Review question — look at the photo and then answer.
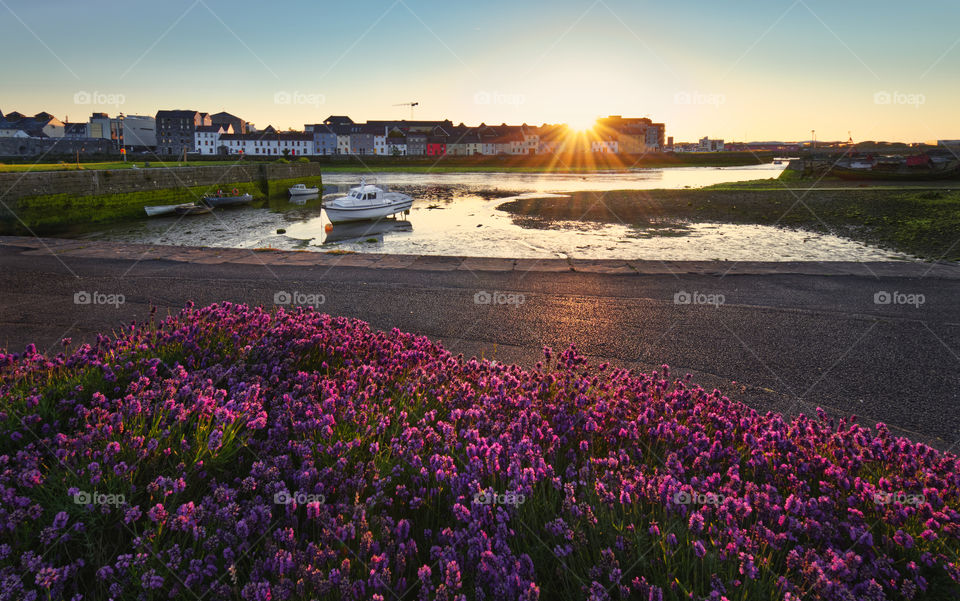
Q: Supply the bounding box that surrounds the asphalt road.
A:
[2,241,959,450]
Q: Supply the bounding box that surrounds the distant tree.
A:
[282,148,291,158]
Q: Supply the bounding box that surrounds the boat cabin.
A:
[347,185,382,201]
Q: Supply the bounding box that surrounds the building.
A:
[120,115,157,149]
[218,128,314,157]
[305,123,340,155]
[405,131,426,156]
[155,110,211,156]
[63,123,89,139]
[209,112,247,135]
[0,127,29,138]
[194,124,233,155]
[426,135,446,156]
[591,138,619,153]
[385,129,407,156]
[698,137,724,152]
[594,115,665,154]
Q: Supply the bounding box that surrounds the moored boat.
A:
[174,204,213,216]
[201,192,254,207]
[289,183,320,195]
[145,203,193,217]
[323,179,413,224]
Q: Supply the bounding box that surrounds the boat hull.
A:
[289,187,319,195]
[201,194,254,207]
[323,198,413,224]
[145,205,181,217]
[174,204,212,216]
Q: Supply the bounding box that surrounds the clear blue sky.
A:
[2,0,958,142]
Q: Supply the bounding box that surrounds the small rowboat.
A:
[174,204,213,216]
[201,192,254,207]
[145,203,193,217]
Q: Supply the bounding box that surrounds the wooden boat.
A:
[174,204,213,216]
[201,192,254,207]
[831,160,960,181]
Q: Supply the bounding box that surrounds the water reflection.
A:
[288,192,319,206]
[322,219,413,244]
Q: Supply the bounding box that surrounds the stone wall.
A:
[0,162,324,202]
[0,162,324,234]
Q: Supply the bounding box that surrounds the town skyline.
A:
[2,0,959,143]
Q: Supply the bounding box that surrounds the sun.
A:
[566,116,596,133]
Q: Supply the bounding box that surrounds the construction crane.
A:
[393,102,419,120]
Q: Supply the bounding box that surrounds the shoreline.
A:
[5,235,958,275]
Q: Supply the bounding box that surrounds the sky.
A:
[1,0,958,142]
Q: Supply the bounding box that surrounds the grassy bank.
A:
[498,186,960,261]
[704,168,960,191]
[0,174,323,234]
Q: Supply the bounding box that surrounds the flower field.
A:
[1,302,958,600]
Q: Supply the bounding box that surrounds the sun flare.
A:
[566,116,596,133]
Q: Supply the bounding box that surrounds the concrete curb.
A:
[2,235,959,278]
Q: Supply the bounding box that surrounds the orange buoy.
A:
[324,224,333,233]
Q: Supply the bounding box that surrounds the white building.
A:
[698,137,724,152]
[374,133,387,155]
[218,131,314,156]
[194,124,232,155]
[337,134,351,155]
[591,139,619,153]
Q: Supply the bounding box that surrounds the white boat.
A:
[289,183,320,195]
[323,180,413,224]
[145,203,194,217]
